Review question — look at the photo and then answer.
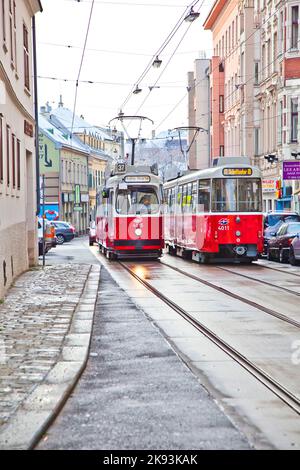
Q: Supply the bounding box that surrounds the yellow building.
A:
[39,112,90,234]
[51,104,113,221]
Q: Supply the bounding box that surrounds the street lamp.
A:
[264,154,278,164]
[291,152,300,159]
[184,7,200,22]
[152,56,162,68]
[133,85,142,95]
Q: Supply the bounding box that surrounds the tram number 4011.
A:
[218,225,230,230]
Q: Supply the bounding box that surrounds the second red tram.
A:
[96,163,164,259]
[164,158,263,263]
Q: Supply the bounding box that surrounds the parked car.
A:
[263,212,300,255]
[50,221,75,244]
[38,218,57,256]
[267,221,300,262]
[289,233,300,266]
[89,221,97,246]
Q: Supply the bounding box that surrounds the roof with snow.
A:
[51,107,113,141]
[39,114,89,154]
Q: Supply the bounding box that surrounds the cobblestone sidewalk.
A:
[0,263,99,448]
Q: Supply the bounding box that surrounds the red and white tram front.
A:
[164,159,263,263]
[96,164,164,259]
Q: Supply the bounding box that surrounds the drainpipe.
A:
[32,16,40,215]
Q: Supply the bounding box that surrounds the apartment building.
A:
[204,0,300,211]
[254,0,300,211]
[187,56,210,170]
[48,104,113,221]
[204,0,256,162]
[0,0,42,299]
[39,113,90,233]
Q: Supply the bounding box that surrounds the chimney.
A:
[46,101,52,113]
[58,95,64,108]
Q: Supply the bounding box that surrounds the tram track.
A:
[215,265,300,297]
[254,262,300,278]
[118,260,300,416]
[159,259,300,329]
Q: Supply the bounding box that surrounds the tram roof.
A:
[164,164,261,188]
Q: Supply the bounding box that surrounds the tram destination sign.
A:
[283,161,300,180]
[222,168,253,176]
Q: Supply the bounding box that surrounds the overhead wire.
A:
[132,0,205,118]
[119,0,201,112]
[155,4,282,131]
[70,0,95,137]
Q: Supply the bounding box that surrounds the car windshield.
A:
[116,186,159,215]
[211,178,262,212]
[287,223,300,235]
[266,214,300,226]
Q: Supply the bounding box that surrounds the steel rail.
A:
[119,261,300,416]
[215,266,300,297]
[159,260,300,329]
[254,263,300,278]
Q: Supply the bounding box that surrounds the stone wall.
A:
[0,223,29,300]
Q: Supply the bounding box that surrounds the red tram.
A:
[96,163,164,259]
[164,158,263,263]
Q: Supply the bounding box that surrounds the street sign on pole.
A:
[75,184,81,204]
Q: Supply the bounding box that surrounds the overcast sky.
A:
[36,0,213,137]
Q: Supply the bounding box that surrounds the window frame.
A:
[291,5,299,49]
[291,98,298,143]
[23,23,30,91]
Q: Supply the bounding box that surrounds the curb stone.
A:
[0,264,101,450]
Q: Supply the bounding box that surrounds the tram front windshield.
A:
[116,186,159,215]
[212,178,262,212]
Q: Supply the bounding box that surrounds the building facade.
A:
[39,113,90,233]
[204,0,300,212]
[188,56,211,170]
[254,0,300,212]
[204,0,256,162]
[0,0,42,299]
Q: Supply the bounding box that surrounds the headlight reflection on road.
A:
[132,265,149,280]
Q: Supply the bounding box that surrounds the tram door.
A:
[108,189,114,242]
[176,186,184,245]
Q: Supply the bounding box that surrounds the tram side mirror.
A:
[102,188,109,199]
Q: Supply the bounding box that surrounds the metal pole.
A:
[42,174,46,267]
[131,138,136,166]
[32,17,40,216]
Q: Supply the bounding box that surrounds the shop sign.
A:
[283,161,300,180]
[262,179,277,193]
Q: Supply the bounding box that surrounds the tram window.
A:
[182,184,189,213]
[192,182,198,214]
[238,179,262,212]
[212,178,262,212]
[170,188,176,213]
[116,186,159,215]
[177,186,183,211]
[198,179,211,212]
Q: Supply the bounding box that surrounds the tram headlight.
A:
[235,230,241,237]
[135,228,142,237]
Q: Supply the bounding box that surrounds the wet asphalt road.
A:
[36,240,250,450]
[40,236,98,266]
